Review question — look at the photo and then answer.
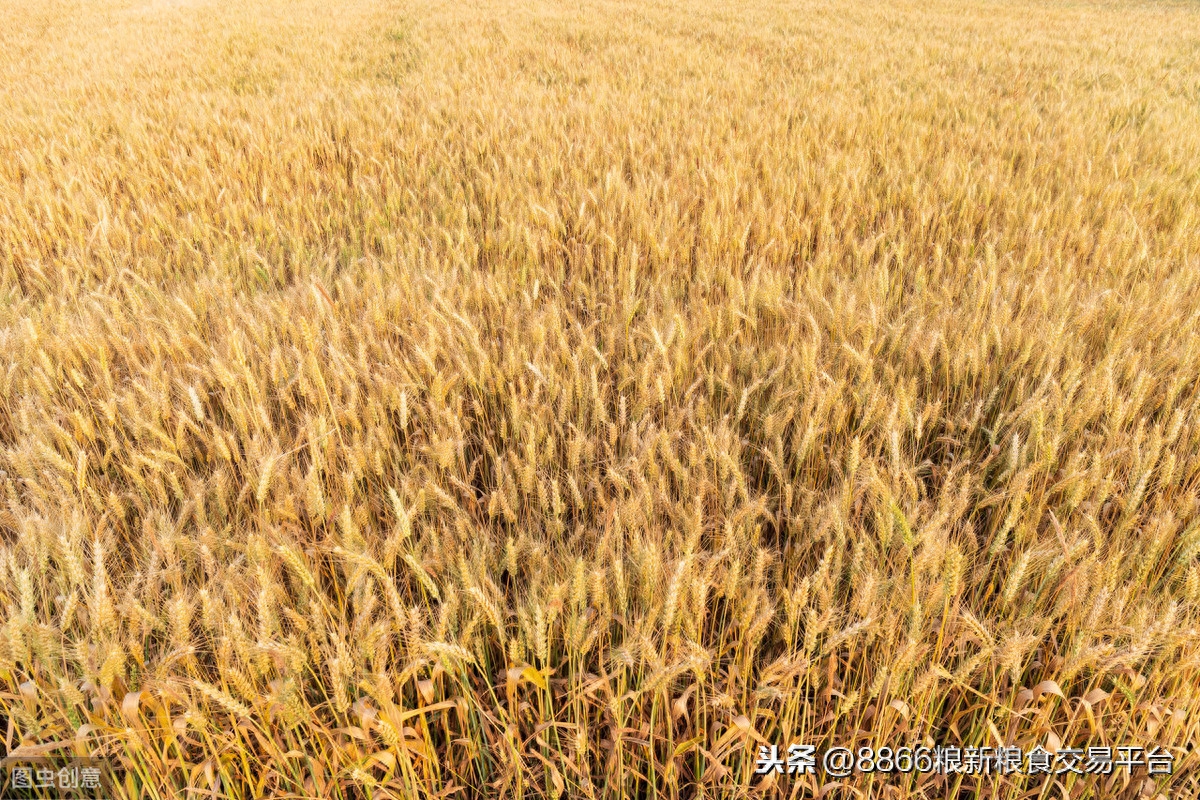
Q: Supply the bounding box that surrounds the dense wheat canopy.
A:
[2,0,1199,797]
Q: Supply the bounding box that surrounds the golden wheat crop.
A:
[2,0,1199,797]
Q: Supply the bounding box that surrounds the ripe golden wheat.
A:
[1,0,1199,797]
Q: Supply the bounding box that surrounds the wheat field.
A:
[1,0,1199,797]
